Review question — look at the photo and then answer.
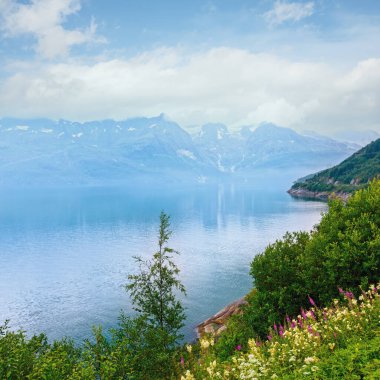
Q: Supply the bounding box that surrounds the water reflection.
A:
[0,183,326,342]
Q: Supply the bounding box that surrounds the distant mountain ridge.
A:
[193,122,357,172]
[288,138,380,200]
[0,115,360,186]
[334,130,380,147]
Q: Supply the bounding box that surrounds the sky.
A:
[0,0,379,135]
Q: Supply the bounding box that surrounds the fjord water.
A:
[0,182,326,342]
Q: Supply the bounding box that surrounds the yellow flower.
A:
[304,357,317,364]
[186,344,192,353]
[181,370,195,380]
[328,343,335,350]
[200,338,210,349]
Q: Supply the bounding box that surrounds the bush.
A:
[245,179,380,339]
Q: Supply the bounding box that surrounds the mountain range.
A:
[0,114,368,186]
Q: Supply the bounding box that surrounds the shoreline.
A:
[287,188,350,202]
[196,297,247,338]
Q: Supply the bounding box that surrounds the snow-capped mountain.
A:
[0,116,361,186]
[237,123,358,170]
[193,122,357,172]
[193,123,245,172]
[0,114,211,186]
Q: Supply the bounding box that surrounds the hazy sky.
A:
[0,0,379,134]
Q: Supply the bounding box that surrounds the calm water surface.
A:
[0,182,326,342]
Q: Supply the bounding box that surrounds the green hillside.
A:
[291,138,380,194]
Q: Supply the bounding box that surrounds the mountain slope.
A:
[237,123,357,170]
[288,138,380,199]
[193,123,245,172]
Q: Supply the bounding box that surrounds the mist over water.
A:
[0,181,326,342]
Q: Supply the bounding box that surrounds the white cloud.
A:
[0,0,103,59]
[265,1,314,26]
[0,47,379,134]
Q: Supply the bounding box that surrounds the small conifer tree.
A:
[126,211,186,353]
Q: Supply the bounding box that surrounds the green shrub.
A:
[246,180,380,339]
[0,321,48,379]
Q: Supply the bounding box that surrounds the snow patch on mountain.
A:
[177,149,196,160]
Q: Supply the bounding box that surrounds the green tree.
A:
[125,211,186,378]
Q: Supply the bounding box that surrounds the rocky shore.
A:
[287,188,350,202]
[196,297,247,338]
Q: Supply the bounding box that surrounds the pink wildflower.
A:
[308,296,316,307]
[345,291,354,299]
[236,345,242,351]
[180,357,184,367]
[267,335,272,341]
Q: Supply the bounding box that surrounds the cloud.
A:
[265,1,314,26]
[0,0,103,59]
[0,47,379,134]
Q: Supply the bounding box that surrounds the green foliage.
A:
[0,321,48,379]
[248,231,310,336]
[213,312,250,361]
[317,334,380,379]
[292,138,380,193]
[28,339,82,380]
[125,211,186,379]
[303,180,380,304]
[244,180,380,339]
[126,211,186,343]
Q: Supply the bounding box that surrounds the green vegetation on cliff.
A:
[290,138,380,194]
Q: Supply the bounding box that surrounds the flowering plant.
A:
[180,284,380,379]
